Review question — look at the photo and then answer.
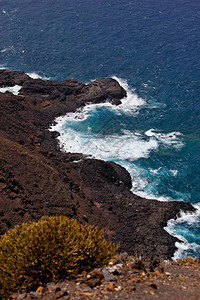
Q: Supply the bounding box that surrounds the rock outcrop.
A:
[0,69,195,259]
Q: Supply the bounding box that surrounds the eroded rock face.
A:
[81,78,127,105]
[0,70,195,259]
[0,69,30,87]
[0,69,126,105]
[78,159,132,190]
[19,78,85,101]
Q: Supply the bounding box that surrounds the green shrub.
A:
[0,215,118,298]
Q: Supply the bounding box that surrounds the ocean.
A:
[0,0,200,259]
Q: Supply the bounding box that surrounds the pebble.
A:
[90,269,103,279]
[36,287,44,294]
[107,264,123,274]
[149,282,157,289]
[85,278,101,288]
[102,269,116,282]
[115,285,122,291]
[29,291,41,298]
[158,265,164,273]
[106,282,115,291]
[9,258,200,299]
[53,290,68,299]
[141,271,146,277]
[131,277,142,283]
[114,252,129,263]
[17,293,27,300]
[46,282,58,293]
[79,292,94,297]
[153,270,162,277]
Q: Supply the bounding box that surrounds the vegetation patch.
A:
[174,257,198,265]
[0,215,117,299]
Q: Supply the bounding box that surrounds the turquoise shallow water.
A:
[1,0,200,258]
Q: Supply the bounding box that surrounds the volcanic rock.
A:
[0,69,196,259]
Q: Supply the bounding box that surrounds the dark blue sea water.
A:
[0,0,200,258]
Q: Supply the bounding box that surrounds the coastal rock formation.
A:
[0,69,195,259]
[0,69,126,107]
[0,69,30,86]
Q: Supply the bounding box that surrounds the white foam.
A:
[51,113,184,204]
[143,83,148,88]
[164,203,200,259]
[77,76,146,117]
[133,189,178,202]
[112,76,146,112]
[0,85,22,95]
[51,126,158,162]
[50,77,159,163]
[0,46,14,53]
[149,168,178,177]
[123,164,150,193]
[127,163,200,258]
[149,167,162,174]
[145,128,184,149]
[27,72,41,79]
[173,238,200,261]
[50,77,184,200]
[52,77,146,129]
[26,72,50,80]
[54,102,116,125]
[170,169,178,176]
[170,203,200,226]
[49,76,200,259]
[1,48,8,53]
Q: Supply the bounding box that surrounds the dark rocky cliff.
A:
[0,69,195,259]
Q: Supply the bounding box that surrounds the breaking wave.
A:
[50,76,197,259]
[165,203,200,259]
[0,85,21,95]
[26,72,51,80]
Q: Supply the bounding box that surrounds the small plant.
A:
[0,215,118,299]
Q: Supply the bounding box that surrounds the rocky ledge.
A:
[12,256,200,300]
[0,69,196,259]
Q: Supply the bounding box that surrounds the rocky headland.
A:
[0,69,196,259]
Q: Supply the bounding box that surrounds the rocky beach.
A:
[0,69,196,260]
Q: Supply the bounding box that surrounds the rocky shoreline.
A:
[0,69,196,259]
